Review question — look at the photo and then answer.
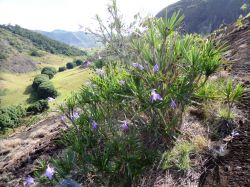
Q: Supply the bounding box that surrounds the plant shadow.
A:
[23,85,39,104]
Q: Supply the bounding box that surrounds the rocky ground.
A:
[0,114,67,186]
[200,15,250,187]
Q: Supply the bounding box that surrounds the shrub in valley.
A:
[58,66,66,72]
[0,105,26,132]
[26,100,49,114]
[41,67,57,79]
[66,62,76,69]
[37,81,58,99]
[32,74,50,90]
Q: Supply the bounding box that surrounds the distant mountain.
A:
[37,30,99,48]
[156,0,250,34]
[0,25,86,72]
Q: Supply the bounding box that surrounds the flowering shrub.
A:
[53,1,224,186]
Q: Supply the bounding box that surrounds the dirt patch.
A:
[0,114,67,186]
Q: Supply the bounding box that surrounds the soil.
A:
[199,16,250,186]
[0,114,67,186]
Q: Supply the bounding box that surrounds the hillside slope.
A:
[0,25,86,72]
[37,30,99,48]
[201,15,250,186]
[156,0,250,34]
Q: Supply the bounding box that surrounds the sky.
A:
[0,0,178,31]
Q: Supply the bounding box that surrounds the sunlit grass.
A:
[30,53,84,69]
[0,71,38,107]
[0,67,92,107]
[51,67,92,104]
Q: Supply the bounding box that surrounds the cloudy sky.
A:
[0,0,178,31]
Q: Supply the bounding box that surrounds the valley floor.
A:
[0,67,91,107]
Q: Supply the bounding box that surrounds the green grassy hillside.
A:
[156,0,250,34]
[0,25,86,56]
[0,25,92,107]
[0,68,91,107]
[0,25,87,73]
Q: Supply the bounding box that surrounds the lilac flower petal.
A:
[61,115,67,122]
[153,64,159,73]
[26,175,35,186]
[91,120,98,129]
[119,80,126,85]
[150,90,163,102]
[120,121,129,131]
[132,63,144,70]
[96,69,105,76]
[170,98,177,109]
[44,165,55,180]
[71,112,80,121]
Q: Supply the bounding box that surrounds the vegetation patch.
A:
[0,24,86,56]
[27,100,49,115]
[41,67,57,79]
[30,2,227,186]
[0,105,26,132]
[32,74,50,90]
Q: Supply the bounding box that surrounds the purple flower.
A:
[120,121,129,131]
[71,112,80,121]
[119,80,126,85]
[153,64,159,73]
[150,89,163,102]
[170,98,177,109]
[132,63,144,70]
[61,115,67,122]
[44,165,55,180]
[91,120,98,129]
[96,69,105,76]
[26,175,35,186]
[47,97,55,102]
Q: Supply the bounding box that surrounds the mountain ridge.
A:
[156,0,250,34]
[36,30,99,48]
[0,24,86,73]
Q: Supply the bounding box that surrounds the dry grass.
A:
[0,138,22,149]
[29,129,47,139]
[144,107,210,187]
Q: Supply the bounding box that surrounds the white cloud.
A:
[0,0,178,31]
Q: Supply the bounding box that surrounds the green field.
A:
[52,68,92,103]
[0,67,92,107]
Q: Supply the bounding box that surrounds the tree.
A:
[41,67,57,79]
[32,74,49,90]
[75,59,83,66]
[58,66,66,72]
[66,62,76,69]
[37,81,58,99]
